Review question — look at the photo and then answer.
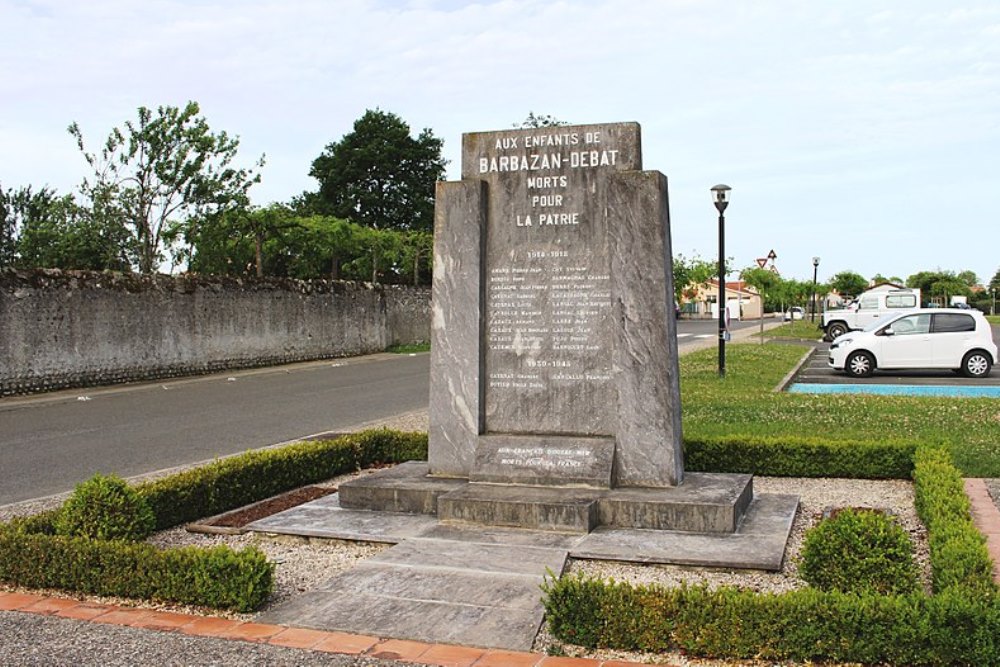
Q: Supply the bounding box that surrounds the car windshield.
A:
[862,313,899,332]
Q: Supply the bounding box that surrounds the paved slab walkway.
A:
[249,490,798,649]
[259,534,569,650]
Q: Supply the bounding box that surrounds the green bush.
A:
[913,447,997,596]
[542,575,1000,665]
[137,429,428,530]
[798,508,920,595]
[0,529,272,612]
[54,473,155,542]
[685,435,915,479]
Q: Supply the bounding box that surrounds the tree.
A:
[870,273,903,285]
[2,184,128,270]
[517,112,567,128]
[741,266,782,341]
[69,101,263,273]
[308,109,446,232]
[906,270,975,306]
[957,270,979,288]
[672,254,716,305]
[990,268,1000,293]
[0,183,17,268]
[829,271,868,299]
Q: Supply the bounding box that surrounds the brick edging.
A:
[0,591,677,667]
[964,478,1000,585]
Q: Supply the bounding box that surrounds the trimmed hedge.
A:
[685,435,916,479]
[0,429,427,612]
[0,530,272,612]
[137,428,428,530]
[543,578,1000,665]
[913,447,997,596]
[543,446,1000,665]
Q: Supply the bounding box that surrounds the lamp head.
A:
[711,184,731,213]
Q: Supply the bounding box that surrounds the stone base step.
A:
[438,483,600,533]
[338,461,464,514]
[599,472,753,533]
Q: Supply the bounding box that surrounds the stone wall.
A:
[0,269,430,396]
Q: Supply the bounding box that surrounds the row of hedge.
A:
[542,445,999,665]
[0,429,428,612]
[684,434,917,479]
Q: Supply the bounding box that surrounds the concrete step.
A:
[437,483,600,532]
[337,461,465,514]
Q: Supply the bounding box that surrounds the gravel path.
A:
[0,613,414,667]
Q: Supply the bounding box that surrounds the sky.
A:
[2,0,998,285]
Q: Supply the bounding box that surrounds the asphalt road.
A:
[0,319,761,507]
[0,354,430,506]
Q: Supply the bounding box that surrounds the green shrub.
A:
[137,428,428,530]
[543,574,1000,665]
[913,447,997,596]
[0,429,426,611]
[684,435,915,479]
[798,508,920,595]
[54,473,155,542]
[0,530,272,612]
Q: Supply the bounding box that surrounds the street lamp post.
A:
[711,184,731,378]
[811,256,820,323]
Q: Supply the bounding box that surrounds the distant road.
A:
[0,354,430,505]
[0,319,768,506]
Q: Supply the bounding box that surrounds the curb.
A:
[964,478,1000,585]
[0,591,679,667]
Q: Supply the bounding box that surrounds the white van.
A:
[821,287,921,340]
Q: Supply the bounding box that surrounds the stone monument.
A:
[336,121,792,538]
[429,122,683,489]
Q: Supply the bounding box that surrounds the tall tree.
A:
[829,271,868,299]
[308,109,446,232]
[69,101,263,273]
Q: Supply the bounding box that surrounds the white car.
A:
[828,308,998,378]
[783,306,804,321]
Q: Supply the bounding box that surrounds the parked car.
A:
[783,306,804,321]
[827,308,998,378]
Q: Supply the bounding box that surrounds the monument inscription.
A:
[463,124,641,436]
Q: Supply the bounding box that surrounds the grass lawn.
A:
[761,319,825,339]
[681,342,1000,477]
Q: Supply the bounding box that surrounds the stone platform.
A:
[339,461,757,535]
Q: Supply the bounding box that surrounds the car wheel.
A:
[846,351,875,378]
[827,322,848,339]
[961,351,993,378]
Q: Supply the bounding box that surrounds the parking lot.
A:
[787,322,1000,396]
